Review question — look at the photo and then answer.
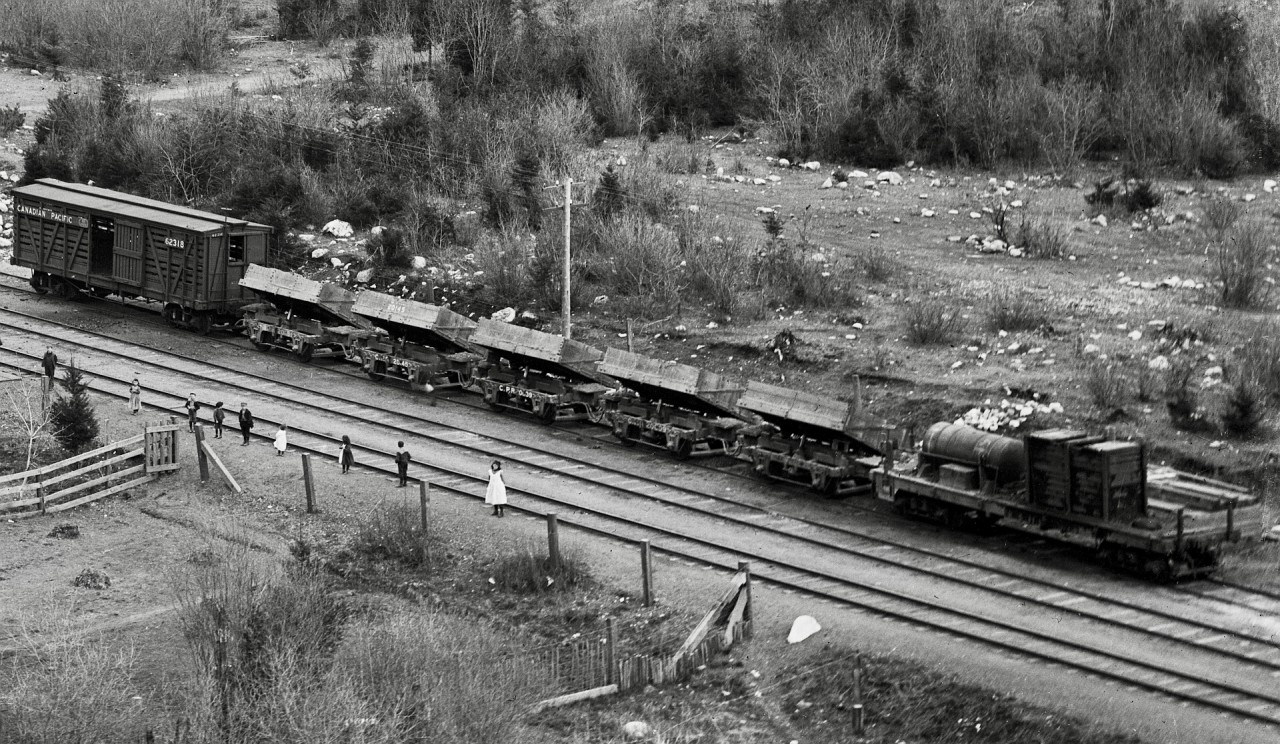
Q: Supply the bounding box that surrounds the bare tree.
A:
[4,379,57,476]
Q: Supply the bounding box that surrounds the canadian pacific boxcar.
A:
[9,179,271,332]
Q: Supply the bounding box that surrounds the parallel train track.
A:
[1,307,1278,728]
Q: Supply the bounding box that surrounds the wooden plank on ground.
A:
[529,684,619,714]
[669,570,747,670]
[202,441,243,493]
[721,585,750,647]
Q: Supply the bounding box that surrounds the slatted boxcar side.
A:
[10,179,270,332]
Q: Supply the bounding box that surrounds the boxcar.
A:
[9,179,271,333]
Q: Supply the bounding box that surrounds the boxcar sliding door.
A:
[113,220,144,285]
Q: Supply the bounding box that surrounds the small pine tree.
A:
[347,38,376,102]
[1220,376,1265,438]
[594,165,625,220]
[50,361,100,453]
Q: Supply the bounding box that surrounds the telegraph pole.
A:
[562,176,572,339]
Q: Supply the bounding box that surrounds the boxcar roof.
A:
[14,179,271,233]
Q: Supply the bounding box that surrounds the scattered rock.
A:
[850,170,869,179]
[1091,214,1108,227]
[777,158,790,168]
[754,206,776,214]
[947,235,963,243]
[1083,344,1101,355]
[1127,330,1142,341]
[491,307,517,322]
[802,161,821,171]
[622,721,653,741]
[876,171,904,185]
[921,208,936,218]
[1149,356,1170,370]
[310,247,330,259]
[355,268,373,283]
[48,523,80,539]
[1264,179,1277,193]
[73,569,111,590]
[820,178,833,189]
[752,177,767,186]
[329,257,344,268]
[836,181,848,189]
[1242,193,1257,202]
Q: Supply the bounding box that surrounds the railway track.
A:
[2,309,1279,728]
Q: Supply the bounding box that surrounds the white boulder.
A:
[820,178,833,189]
[622,721,652,741]
[850,170,869,179]
[877,171,904,185]
[1264,179,1277,193]
[787,615,821,644]
[322,219,354,238]
[491,307,517,323]
[355,268,373,283]
[1148,356,1170,371]
[802,161,821,171]
[777,158,790,168]
[1091,214,1108,227]
[310,247,330,259]
[411,256,427,270]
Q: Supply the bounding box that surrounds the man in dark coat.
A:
[238,402,255,445]
[395,441,411,487]
[41,347,57,380]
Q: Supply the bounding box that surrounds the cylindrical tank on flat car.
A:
[922,422,1025,485]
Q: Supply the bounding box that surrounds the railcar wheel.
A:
[190,314,212,336]
[54,279,80,300]
[672,438,693,460]
[539,403,558,424]
[296,344,314,363]
[30,273,49,294]
[251,337,271,351]
[586,405,607,425]
[484,390,502,411]
[163,304,183,327]
[616,427,636,446]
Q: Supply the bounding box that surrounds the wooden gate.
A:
[145,423,180,473]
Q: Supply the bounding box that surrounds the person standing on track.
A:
[184,393,200,433]
[274,425,288,456]
[238,402,254,445]
[339,435,355,474]
[41,347,58,381]
[212,402,225,439]
[128,378,142,415]
[395,441,411,487]
[486,460,507,517]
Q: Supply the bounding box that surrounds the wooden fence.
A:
[530,565,753,711]
[0,423,180,518]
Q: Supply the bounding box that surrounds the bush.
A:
[1015,215,1069,259]
[175,545,349,740]
[985,289,1048,333]
[1219,375,1265,438]
[904,299,965,345]
[49,361,98,453]
[1238,323,1280,398]
[857,244,896,282]
[353,497,430,567]
[0,104,25,136]
[489,539,588,594]
[1202,198,1243,241]
[1214,220,1275,309]
[1165,359,1204,430]
[1085,362,1126,411]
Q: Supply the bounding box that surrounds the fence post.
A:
[641,540,654,607]
[851,649,864,736]
[193,425,210,483]
[302,453,315,514]
[738,560,752,628]
[419,481,430,533]
[547,513,561,568]
[605,616,617,687]
[37,484,46,515]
